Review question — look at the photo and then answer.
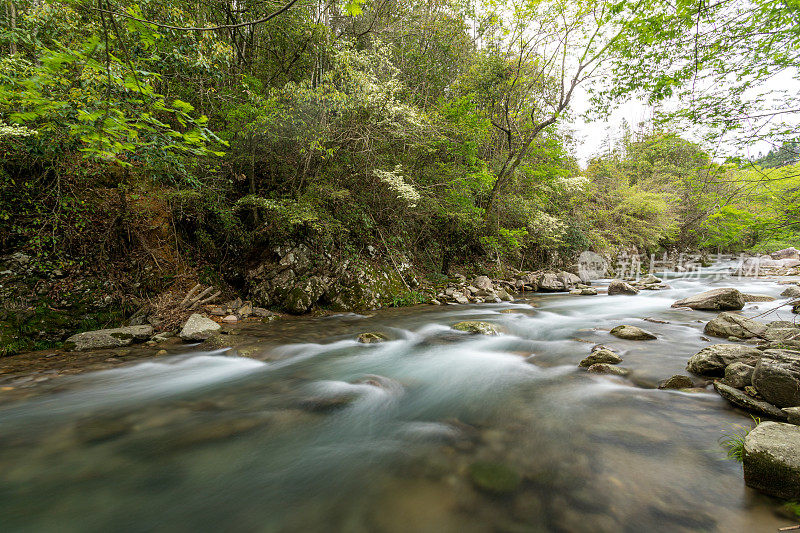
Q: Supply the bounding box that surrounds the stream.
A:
[1,264,798,532]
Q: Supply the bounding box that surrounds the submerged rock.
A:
[672,288,745,311]
[469,461,521,494]
[64,325,154,351]
[686,344,763,376]
[743,422,800,499]
[610,325,656,340]
[713,382,787,419]
[579,348,622,367]
[704,312,767,339]
[179,314,221,341]
[570,288,598,295]
[607,279,639,295]
[658,375,693,389]
[452,321,503,335]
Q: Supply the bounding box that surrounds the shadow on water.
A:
[0,265,797,532]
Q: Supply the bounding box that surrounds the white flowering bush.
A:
[373,165,420,207]
[0,121,38,139]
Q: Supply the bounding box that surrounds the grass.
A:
[719,415,761,462]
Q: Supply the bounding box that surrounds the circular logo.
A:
[578,251,607,281]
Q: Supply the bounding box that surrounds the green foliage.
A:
[388,291,429,307]
[719,416,760,463]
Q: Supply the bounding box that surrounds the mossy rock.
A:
[469,461,521,494]
[357,332,388,344]
[452,321,504,336]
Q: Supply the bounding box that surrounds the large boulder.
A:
[610,325,656,340]
[743,422,800,499]
[713,382,787,419]
[752,356,800,408]
[771,247,800,260]
[686,344,763,376]
[607,279,639,295]
[704,312,767,339]
[64,325,154,351]
[473,276,493,290]
[179,314,221,341]
[781,285,800,298]
[742,293,776,302]
[557,271,582,289]
[537,273,566,292]
[658,375,693,389]
[672,288,745,311]
[723,362,755,388]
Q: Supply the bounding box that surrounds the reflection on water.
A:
[1,266,797,532]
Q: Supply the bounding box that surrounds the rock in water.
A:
[451,321,503,335]
[704,312,767,339]
[713,382,787,420]
[672,287,745,310]
[64,325,154,351]
[742,293,777,302]
[743,422,800,499]
[686,344,763,376]
[357,332,388,344]
[607,279,639,295]
[469,461,520,494]
[579,348,622,367]
[570,288,598,295]
[781,285,800,298]
[537,273,566,292]
[771,247,800,260]
[658,375,693,389]
[610,325,656,340]
[752,357,800,408]
[586,363,630,376]
[723,362,755,388]
[180,314,221,341]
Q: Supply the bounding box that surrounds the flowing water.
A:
[1,265,799,532]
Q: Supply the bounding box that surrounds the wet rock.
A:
[579,348,622,367]
[742,293,777,302]
[658,375,693,389]
[452,321,503,335]
[672,287,745,310]
[607,279,639,295]
[743,421,800,499]
[209,307,227,316]
[237,302,253,317]
[300,394,358,412]
[557,271,582,289]
[179,314,221,341]
[723,362,755,388]
[357,332,388,344]
[610,325,656,340]
[452,292,470,305]
[222,314,238,323]
[638,274,662,285]
[587,363,630,376]
[468,461,520,494]
[781,285,800,298]
[686,344,763,375]
[495,288,514,302]
[752,357,800,407]
[713,382,787,419]
[64,325,154,351]
[704,312,767,339]
[570,288,598,295]
[250,307,275,318]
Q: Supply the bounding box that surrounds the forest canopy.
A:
[0,0,798,275]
